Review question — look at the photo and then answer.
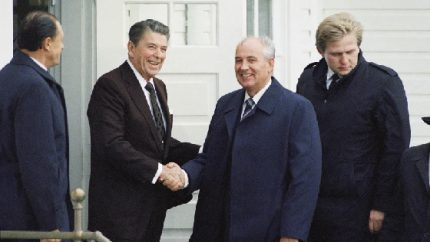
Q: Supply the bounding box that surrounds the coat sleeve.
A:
[181,99,223,193]
[372,75,411,212]
[166,137,200,166]
[281,98,322,240]
[14,82,68,231]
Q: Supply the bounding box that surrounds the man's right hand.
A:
[159,162,185,191]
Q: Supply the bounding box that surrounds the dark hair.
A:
[17,11,59,51]
[129,19,170,45]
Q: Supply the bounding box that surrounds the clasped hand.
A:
[159,162,185,191]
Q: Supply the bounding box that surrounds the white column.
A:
[0,0,13,68]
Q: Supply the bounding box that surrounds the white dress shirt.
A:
[127,59,166,184]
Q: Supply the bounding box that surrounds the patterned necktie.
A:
[145,82,165,140]
[242,97,255,120]
[328,74,340,90]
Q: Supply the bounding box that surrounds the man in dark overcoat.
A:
[0,11,72,242]
[400,117,430,241]
[181,36,322,242]
[296,12,411,241]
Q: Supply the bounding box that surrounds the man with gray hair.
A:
[87,19,199,242]
[297,12,410,241]
[178,36,322,242]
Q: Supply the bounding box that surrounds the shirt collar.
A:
[127,59,155,86]
[244,77,272,105]
[326,67,335,81]
[30,57,48,71]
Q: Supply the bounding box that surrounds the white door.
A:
[95,0,246,241]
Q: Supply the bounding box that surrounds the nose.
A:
[239,61,249,70]
[154,48,163,58]
[339,54,348,64]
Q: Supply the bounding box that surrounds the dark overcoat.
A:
[183,78,322,242]
[0,50,72,238]
[401,143,430,242]
[297,51,410,241]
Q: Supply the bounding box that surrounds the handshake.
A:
[158,162,187,191]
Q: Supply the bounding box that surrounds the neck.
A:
[21,49,49,69]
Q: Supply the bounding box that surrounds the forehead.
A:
[138,31,168,45]
[235,39,264,57]
[52,20,64,39]
[324,34,358,52]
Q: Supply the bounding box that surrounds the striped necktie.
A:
[145,82,165,140]
[242,97,255,120]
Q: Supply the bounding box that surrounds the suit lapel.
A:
[223,90,244,138]
[154,78,171,137]
[415,146,430,195]
[240,77,279,122]
[121,62,164,150]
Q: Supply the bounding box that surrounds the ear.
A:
[269,58,274,67]
[127,41,135,58]
[267,58,275,73]
[317,47,324,57]
[41,37,52,51]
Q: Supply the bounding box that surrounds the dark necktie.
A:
[328,74,340,90]
[241,97,255,120]
[145,82,165,140]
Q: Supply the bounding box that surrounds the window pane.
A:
[246,0,272,38]
[259,0,272,37]
[173,3,217,46]
[247,0,255,36]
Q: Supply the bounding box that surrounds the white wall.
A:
[0,0,13,69]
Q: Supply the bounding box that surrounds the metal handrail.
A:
[0,188,111,242]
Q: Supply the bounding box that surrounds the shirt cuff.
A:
[152,163,163,184]
[182,169,189,189]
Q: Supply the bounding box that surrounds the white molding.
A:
[0,0,13,69]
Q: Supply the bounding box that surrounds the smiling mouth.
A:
[240,73,253,78]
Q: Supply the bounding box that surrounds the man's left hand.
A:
[280,237,298,242]
[369,209,385,233]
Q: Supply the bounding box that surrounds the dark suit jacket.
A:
[401,143,430,242]
[183,77,322,242]
[87,61,199,241]
[0,50,72,236]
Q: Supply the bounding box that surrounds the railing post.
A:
[70,188,85,242]
[0,187,111,242]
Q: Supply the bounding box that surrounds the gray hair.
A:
[238,36,275,59]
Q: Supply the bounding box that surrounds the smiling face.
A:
[128,31,168,80]
[234,38,274,96]
[319,33,359,77]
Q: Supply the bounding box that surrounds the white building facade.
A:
[1,0,430,241]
